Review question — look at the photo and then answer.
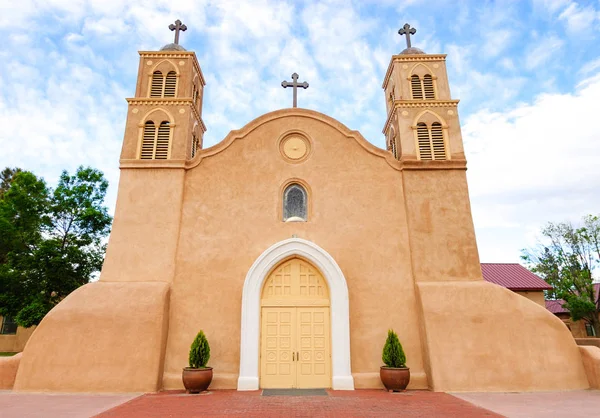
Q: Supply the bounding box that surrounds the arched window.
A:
[150,72,163,98]
[416,122,447,161]
[164,71,177,97]
[411,75,423,99]
[283,183,307,222]
[423,74,435,99]
[140,120,171,159]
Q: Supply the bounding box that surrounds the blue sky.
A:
[1,0,599,263]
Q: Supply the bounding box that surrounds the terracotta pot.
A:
[380,366,410,392]
[182,367,213,393]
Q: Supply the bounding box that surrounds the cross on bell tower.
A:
[398,23,416,49]
[169,19,187,45]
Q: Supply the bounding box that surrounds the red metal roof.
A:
[545,299,568,314]
[481,263,553,291]
[544,284,600,314]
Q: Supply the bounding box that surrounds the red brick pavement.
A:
[95,390,502,418]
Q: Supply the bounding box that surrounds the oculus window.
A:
[283,184,307,222]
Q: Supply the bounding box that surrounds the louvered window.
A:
[388,135,397,159]
[150,72,163,98]
[155,122,170,159]
[417,123,432,160]
[423,74,435,99]
[431,123,446,160]
[164,71,177,97]
[411,75,423,99]
[417,122,446,161]
[141,121,156,159]
[140,120,171,159]
[191,132,199,158]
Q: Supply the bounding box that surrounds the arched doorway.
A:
[260,257,331,388]
[237,237,353,391]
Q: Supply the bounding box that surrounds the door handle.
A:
[292,352,295,361]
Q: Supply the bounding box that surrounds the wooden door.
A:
[296,307,331,388]
[259,258,331,389]
[260,307,296,388]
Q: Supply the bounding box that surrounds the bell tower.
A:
[101,20,207,285]
[383,24,481,284]
[120,20,206,162]
[382,23,465,162]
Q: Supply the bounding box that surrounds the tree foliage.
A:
[189,330,211,368]
[522,214,600,335]
[0,167,22,198]
[382,329,406,368]
[0,166,111,328]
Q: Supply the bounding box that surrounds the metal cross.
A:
[169,19,187,45]
[281,73,309,108]
[398,23,416,49]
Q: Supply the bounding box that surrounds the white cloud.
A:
[525,34,564,70]
[558,2,599,34]
[579,57,600,75]
[464,71,600,261]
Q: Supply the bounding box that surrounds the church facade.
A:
[7,28,592,393]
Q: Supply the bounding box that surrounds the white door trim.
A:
[237,238,354,390]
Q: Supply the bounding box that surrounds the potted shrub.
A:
[380,329,410,392]
[182,330,213,393]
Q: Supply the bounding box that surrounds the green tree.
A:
[0,167,22,198]
[523,215,600,336]
[0,167,112,328]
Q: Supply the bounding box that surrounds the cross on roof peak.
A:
[281,73,309,108]
[169,19,187,45]
[398,23,417,49]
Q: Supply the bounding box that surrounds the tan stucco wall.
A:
[515,291,546,307]
[0,317,35,353]
[579,346,600,389]
[99,169,186,283]
[160,110,428,390]
[14,281,170,392]
[556,314,593,338]
[0,353,21,389]
[418,281,589,391]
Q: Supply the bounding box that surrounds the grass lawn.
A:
[0,352,17,357]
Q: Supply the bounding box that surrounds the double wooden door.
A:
[259,258,331,388]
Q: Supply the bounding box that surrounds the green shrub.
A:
[382,329,406,368]
[188,330,210,368]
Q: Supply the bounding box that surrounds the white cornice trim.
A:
[238,238,354,391]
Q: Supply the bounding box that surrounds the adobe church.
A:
[4,22,594,393]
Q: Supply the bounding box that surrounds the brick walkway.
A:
[96,390,501,418]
